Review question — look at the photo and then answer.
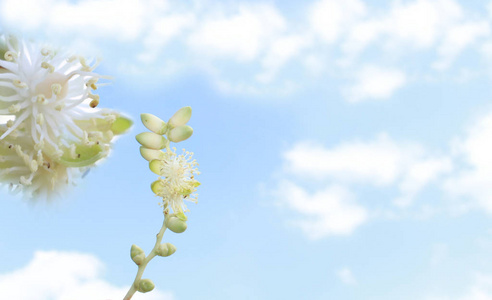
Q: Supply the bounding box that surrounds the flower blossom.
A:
[150,148,200,213]
[0,35,131,198]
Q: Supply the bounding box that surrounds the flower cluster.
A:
[0,35,131,198]
[136,107,200,213]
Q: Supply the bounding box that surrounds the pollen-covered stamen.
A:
[40,48,52,56]
[36,94,46,104]
[8,104,20,113]
[86,78,98,90]
[12,79,27,89]
[4,51,18,62]
[41,61,55,73]
[89,93,99,108]
[78,56,99,72]
[150,148,200,213]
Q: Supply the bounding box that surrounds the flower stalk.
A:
[123,210,169,300]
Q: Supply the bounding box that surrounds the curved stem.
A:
[123,212,168,300]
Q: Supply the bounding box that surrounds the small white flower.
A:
[0,35,131,198]
[150,147,200,213]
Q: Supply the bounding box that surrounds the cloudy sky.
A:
[1,0,492,299]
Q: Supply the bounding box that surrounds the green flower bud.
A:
[130,245,145,265]
[140,146,165,161]
[130,244,144,257]
[141,113,167,135]
[168,125,193,143]
[165,243,177,256]
[166,216,187,233]
[151,180,166,195]
[132,253,145,265]
[168,106,192,127]
[136,132,167,150]
[138,279,155,293]
[155,243,168,257]
[149,159,164,175]
[155,242,177,257]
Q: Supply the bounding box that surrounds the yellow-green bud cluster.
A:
[155,242,177,257]
[136,107,193,146]
[136,107,200,214]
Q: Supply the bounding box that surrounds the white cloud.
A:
[187,4,285,62]
[464,273,492,300]
[426,273,492,300]
[256,34,310,83]
[273,109,492,239]
[275,181,368,239]
[344,65,407,102]
[1,0,491,97]
[396,157,452,207]
[443,111,492,214]
[309,0,366,43]
[1,0,146,41]
[275,133,454,238]
[284,134,429,187]
[433,21,490,70]
[138,13,196,63]
[336,267,357,285]
[383,0,463,50]
[0,251,173,300]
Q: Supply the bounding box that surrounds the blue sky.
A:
[1,0,492,299]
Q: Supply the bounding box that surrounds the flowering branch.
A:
[124,107,200,299]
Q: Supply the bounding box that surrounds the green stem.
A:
[123,212,168,300]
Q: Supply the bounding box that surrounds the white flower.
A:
[150,148,200,213]
[0,35,131,198]
[0,35,111,154]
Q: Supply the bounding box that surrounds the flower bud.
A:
[168,125,193,143]
[165,243,177,256]
[155,243,168,257]
[140,146,165,161]
[155,242,177,257]
[130,245,145,265]
[132,253,145,265]
[141,113,167,135]
[136,132,167,150]
[168,106,192,127]
[138,279,155,293]
[151,180,166,195]
[166,216,187,233]
[149,159,164,175]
